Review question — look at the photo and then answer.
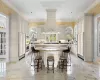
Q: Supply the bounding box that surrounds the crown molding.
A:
[1,0,28,21]
[85,0,100,13]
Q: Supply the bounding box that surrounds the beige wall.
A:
[29,22,75,28]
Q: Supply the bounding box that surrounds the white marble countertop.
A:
[30,43,69,48]
[35,47,67,51]
[34,43,69,45]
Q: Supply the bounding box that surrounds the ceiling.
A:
[2,0,95,22]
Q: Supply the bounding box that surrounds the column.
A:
[83,13,94,61]
[9,13,19,62]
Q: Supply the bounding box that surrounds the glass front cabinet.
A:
[0,32,6,56]
[0,14,9,62]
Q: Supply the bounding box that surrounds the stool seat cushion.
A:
[47,56,54,61]
[63,50,70,53]
[35,56,42,60]
[60,56,67,60]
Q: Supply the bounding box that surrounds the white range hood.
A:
[44,9,57,32]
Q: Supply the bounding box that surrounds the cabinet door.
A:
[78,33,83,56]
[18,32,26,57]
[97,19,100,56]
[0,32,6,57]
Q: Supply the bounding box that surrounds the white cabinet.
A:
[18,32,26,59]
[0,14,9,62]
[97,18,100,56]
[0,32,6,56]
[77,14,94,61]
[77,19,84,59]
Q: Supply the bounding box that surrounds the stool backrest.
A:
[67,46,71,52]
[31,47,36,52]
[31,47,40,57]
[31,47,34,51]
[63,46,71,57]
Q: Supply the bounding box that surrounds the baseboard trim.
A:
[19,54,25,61]
[77,54,84,61]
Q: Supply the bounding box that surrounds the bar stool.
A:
[65,47,71,66]
[31,47,39,65]
[34,56,43,72]
[31,47,43,72]
[47,56,54,73]
[62,46,71,66]
[58,47,71,72]
[58,56,67,72]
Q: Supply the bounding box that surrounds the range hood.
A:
[44,9,57,32]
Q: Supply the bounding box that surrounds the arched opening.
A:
[65,27,73,41]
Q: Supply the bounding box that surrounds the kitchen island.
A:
[32,43,69,67]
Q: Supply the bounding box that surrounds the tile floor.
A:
[0,53,100,80]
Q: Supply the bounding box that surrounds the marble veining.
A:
[0,53,100,80]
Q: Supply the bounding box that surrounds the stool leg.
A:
[58,61,60,69]
[64,59,67,71]
[47,60,49,73]
[62,60,64,72]
[53,60,54,73]
[66,59,67,71]
[41,60,43,70]
[31,53,33,66]
[69,53,71,66]
[67,53,71,66]
[37,60,39,72]
[60,60,64,72]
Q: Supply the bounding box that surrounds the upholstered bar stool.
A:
[63,47,71,66]
[34,56,43,72]
[58,56,67,72]
[58,47,70,72]
[31,47,43,72]
[31,47,40,65]
[47,56,54,73]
